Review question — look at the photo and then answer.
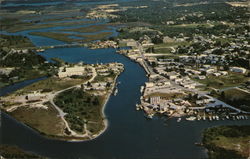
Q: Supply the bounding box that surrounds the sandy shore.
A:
[66,71,122,142]
[86,73,120,140]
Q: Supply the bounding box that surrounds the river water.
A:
[1,3,250,159]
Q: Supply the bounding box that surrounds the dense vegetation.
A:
[0,34,56,88]
[203,125,250,159]
[113,0,249,24]
[111,0,249,39]
[0,145,46,159]
[55,88,105,133]
[0,34,34,48]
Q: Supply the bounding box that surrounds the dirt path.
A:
[49,66,97,138]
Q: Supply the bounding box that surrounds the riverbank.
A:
[90,74,120,139]
[0,63,124,142]
[202,125,250,159]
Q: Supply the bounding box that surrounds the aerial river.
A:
[1,4,250,159]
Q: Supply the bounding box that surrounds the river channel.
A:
[0,3,250,159]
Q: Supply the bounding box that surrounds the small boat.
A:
[177,118,182,122]
[216,116,219,120]
[114,88,118,96]
[209,116,212,121]
[232,116,236,120]
[186,116,196,121]
[140,86,144,93]
[195,142,203,146]
[146,114,153,119]
[136,104,140,110]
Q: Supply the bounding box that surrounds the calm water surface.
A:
[1,47,250,159]
[0,7,249,159]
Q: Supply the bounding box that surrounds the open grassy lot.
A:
[9,103,66,136]
[154,41,190,48]
[54,88,106,134]
[194,72,250,89]
[14,77,90,95]
[29,31,113,43]
[218,88,250,112]
[154,47,172,54]
[203,125,250,159]
[145,92,185,100]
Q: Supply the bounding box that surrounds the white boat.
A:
[209,116,212,121]
[140,86,144,93]
[114,88,118,96]
[186,116,196,121]
[216,116,219,120]
[136,104,140,110]
[177,118,182,122]
[147,114,153,119]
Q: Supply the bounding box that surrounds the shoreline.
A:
[0,63,123,142]
[52,68,123,142]
[90,74,120,140]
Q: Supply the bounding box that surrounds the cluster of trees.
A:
[0,35,58,87]
[202,125,250,159]
[110,0,249,39]
[0,34,34,48]
[112,0,248,24]
[55,88,102,133]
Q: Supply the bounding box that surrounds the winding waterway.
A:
[2,45,250,159]
[1,2,250,158]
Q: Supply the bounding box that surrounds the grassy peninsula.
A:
[202,125,250,159]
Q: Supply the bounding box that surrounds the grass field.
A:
[154,41,190,48]
[194,72,250,89]
[9,103,65,136]
[14,77,90,95]
[218,88,250,112]
[145,92,185,99]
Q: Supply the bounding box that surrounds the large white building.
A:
[58,66,86,78]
